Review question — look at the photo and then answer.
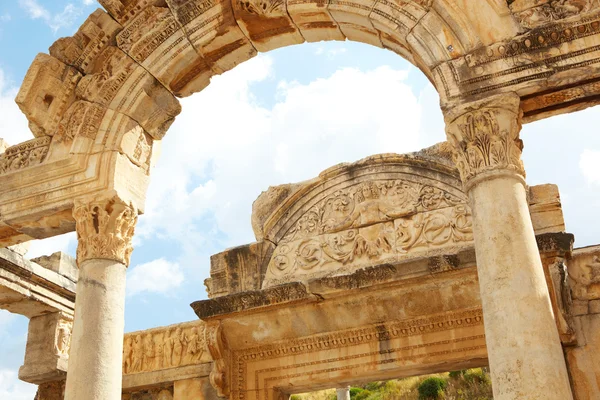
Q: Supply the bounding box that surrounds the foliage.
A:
[417,377,448,399]
[290,368,493,400]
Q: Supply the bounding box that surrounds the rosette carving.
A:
[445,93,525,190]
[73,197,138,266]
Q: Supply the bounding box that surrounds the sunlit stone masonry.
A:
[2,0,600,399]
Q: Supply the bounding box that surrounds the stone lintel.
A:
[0,248,75,318]
[194,232,576,319]
[123,363,213,391]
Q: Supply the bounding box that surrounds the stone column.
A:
[444,93,573,400]
[336,387,350,400]
[65,196,137,400]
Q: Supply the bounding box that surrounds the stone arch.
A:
[5,0,600,247]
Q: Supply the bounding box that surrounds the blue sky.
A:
[1,1,599,398]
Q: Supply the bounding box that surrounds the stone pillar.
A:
[336,387,350,400]
[444,93,573,400]
[64,196,137,400]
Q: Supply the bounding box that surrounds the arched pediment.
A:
[252,146,475,288]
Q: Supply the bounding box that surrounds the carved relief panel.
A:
[264,180,473,287]
[122,321,211,374]
[569,246,600,301]
[0,137,52,175]
[509,0,600,29]
[258,154,472,288]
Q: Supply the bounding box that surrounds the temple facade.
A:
[1,0,600,399]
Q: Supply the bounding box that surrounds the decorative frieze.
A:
[444,93,525,189]
[509,0,600,29]
[73,197,138,266]
[0,137,51,175]
[123,321,209,375]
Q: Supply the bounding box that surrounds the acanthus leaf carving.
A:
[73,196,138,266]
[445,93,525,189]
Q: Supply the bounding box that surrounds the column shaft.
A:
[470,177,572,399]
[65,196,137,400]
[65,259,127,400]
[445,93,573,400]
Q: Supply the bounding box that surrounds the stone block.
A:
[231,0,305,52]
[49,9,122,74]
[207,241,274,297]
[287,0,345,42]
[16,54,82,137]
[166,0,257,77]
[32,252,78,283]
[19,312,72,384]
[572,300,589,316]
[590,299,600,314]
[174,377,218,400]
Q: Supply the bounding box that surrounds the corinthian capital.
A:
[444,93,525,191]
[73,196,138,266]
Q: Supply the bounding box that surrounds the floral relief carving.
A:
[264,179,472,288]
[445,94,524,188]
[123,322,207,374]
[510,0,600,29]
[0,137,51,175]
[73,197,138,266]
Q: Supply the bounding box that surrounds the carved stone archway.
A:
[3,1,600,399]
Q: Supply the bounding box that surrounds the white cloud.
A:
[136,55,425,272]
[580,149,600,185]
[0,369,37,400]
[19,0,83,33]
[83,0,95,5]
[27,232,77,259]
[127,258,185,297]
[0,69,33,147]
[0,14,11,22]
[19,0,50,20]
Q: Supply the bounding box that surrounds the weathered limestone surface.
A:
[4,1,600,399]
[65,195,138,400]
[565,245,600,400]
[2,0,600,250]
[207,150,567,297]
[0,248,75,317]
[445,93,573,400]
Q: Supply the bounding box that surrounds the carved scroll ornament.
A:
[206,321,229,397]
[73,197,138,266]
[445,93,525,190]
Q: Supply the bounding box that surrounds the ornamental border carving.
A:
[230,308,485,400]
